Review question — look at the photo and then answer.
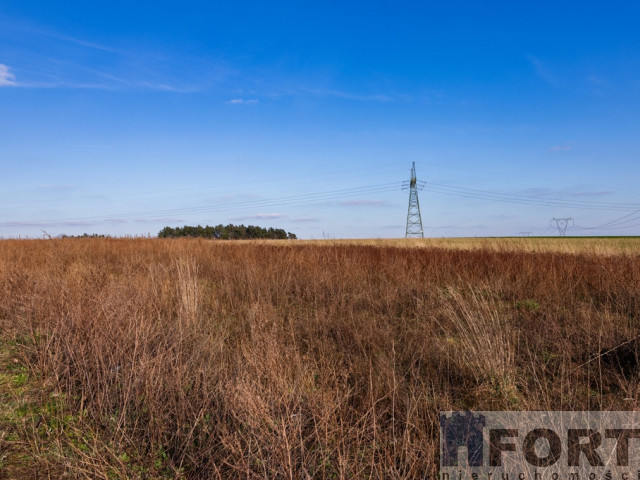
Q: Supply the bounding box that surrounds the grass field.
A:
[291,236,640,255]
[0,237,638,478]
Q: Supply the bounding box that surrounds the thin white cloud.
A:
[261,82,409,103]
[519,186,615,198]
[0,219,126,228]
[229,213,287,221]
[226,98,259,105]
[138,81,182,92]
[133,217,185,223]
[549,144,572,151]
[38,183,76,190]
[569,190,613,197]
[587,75,610,87]
[0,15,229,93]
[0,64,17,86]
[214,193,260,202]
[54,33,120,54]
[424,224,489,230]
[339,200,386,206]
[66,143,114,149]
[19,80,186,92]
[59,221,100,226]
[0,15,120,54]
[527,55,560,87]
[300,87,395,102]
[0,221,56,227]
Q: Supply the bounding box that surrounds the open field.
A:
[0,237,639,478]
[294,236,640,256]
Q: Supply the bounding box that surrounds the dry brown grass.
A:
[0,237,638,478]
[294,236,640,256]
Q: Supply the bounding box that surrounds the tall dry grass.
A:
[0,238,638,478]
[297,236,640,256]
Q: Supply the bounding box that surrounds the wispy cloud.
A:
[549,143,573,151]
[1,15,414,100]
[299,87,395,102]
[15,80,116,90]
[0,14,231,93]
[133,217,185,224]
[0,219,126,228]
[0,64,17,86]
[229,213,287,221]
[214,193,260,202]
[528,55,560,87]
[54,32,121,54]
[0,14,425,103]
[425,224,489,230]
[339,200,387,206]
[520,186,614,198]
[226,98,259,105]
[260,81,410,103]
[16,78,197,92]
[586,74,610,87]
[65,143,114,149]
[569,190,613,197]
[0,221,69,228]
[59,221,100,227]
[38,184,76,190]
[1,15,120,54]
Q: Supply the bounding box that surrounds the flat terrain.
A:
[0,237,638,478]
[292,236,640,255]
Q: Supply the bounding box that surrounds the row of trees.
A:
[158,224,297,240]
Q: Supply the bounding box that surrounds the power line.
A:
[1,182,402,227]
[573,209,640,231]
[425,182,640,211]
[1,162,406,210]
[575,219,640,231]
[4,162,640,236]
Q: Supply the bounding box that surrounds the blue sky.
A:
[1,1,640,238]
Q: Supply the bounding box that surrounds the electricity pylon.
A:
[550,217,574,236]
[402,162,425,238]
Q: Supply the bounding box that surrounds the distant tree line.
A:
[158,224,297,240]
[59,233,110,239]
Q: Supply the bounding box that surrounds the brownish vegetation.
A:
[0,238,639,478]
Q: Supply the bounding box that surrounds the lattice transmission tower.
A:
[550,217,574,236]
[402,162,425,238]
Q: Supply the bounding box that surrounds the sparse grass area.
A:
[0,237,638,478]
[0,337,51,479]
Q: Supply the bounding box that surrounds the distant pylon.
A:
[550,217,574,236]
[402,162,425,238]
